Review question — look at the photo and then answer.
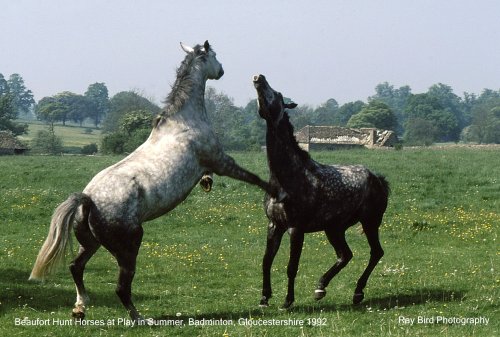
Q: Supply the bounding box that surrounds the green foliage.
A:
[101,132,127,154]
[347,100,397,130]
[0,73,29,135]
[102,91,160,133]
[461,92,500,144]
[31,126,64,155]
[6,73,35,117]
[119,110,154,135]
[404,118,439,146]
[369,82,411,133]
[101,109,153,154]
[403,93,459,144]
[336,100,366,126]
[85,82,110,127]
[81,143,98,155]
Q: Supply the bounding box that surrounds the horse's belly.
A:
[83,149,204,224]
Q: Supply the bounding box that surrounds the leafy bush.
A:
[31,129,63,155]
[101,132,127,154]
[81,143,98,155]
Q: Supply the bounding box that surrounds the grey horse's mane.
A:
[155,44,207,125]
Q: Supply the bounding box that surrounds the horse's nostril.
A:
[253,75,260,82]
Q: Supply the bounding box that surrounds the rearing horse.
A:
[29,41,274,321]
[253,74,390,309]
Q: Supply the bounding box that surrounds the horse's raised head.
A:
[180,40,224,80]
[253,74,297,126]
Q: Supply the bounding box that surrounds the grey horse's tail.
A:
[29,193,92,281]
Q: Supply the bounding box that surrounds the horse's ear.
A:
[285,102,298,109]
[180,42,194,54]
[203,40,210,52]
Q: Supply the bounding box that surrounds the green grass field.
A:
[0,148,498,336]
[16,119,102,150]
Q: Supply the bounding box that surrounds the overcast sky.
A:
[2,0,499,107]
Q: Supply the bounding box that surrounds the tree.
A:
[427,83,466,132]
[403,93,459,143]
[85,83,109,127]
[205,87,248,150]
[462,92,500,144]
[103,91,160,133]
[369,82,411,134]
[67,94,91,126]
[35,96,66,127]
[120,110,154,135]
[7,73,35,117]
[336,101,366,126]
[31,124,63,154]
[0,74,28,135]
[311,98,339,125]
[101,109,154,154]
[404,118,439,146]
[347,100,397,130]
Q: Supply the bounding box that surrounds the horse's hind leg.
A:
[113,226,144,321]
[315,228,352,301]
[70,225,100,319]
[353,221,384,305]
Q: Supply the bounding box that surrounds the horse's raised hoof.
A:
[353,292,364,305]
[72,308,85,320]
[314,289,326,301]
[199,176,213,192]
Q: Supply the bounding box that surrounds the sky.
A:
[2,0,500,107]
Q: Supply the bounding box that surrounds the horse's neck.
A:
[266,119,311,191]
[178,73,208,122]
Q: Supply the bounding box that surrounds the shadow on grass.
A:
[0,267,155,315]
[294,287,467,313]
[152,287,466,322]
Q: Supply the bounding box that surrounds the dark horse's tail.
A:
[376,174,391,199]
[29,193,93,281]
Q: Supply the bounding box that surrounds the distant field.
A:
[16,119,102,149]
[0,148,498,336]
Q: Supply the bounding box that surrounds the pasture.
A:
[0,148,498,336]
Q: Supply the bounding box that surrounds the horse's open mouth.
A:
[253,74,267,89]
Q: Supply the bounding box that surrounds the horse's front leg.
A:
[210,153,276,196]
[282,227,304,309]
[261,223,286,307]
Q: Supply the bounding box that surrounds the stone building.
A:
[295,125,398,151]
[0,131,29,155]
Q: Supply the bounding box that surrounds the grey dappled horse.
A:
[253,75,390,309]
[30,41,275,321]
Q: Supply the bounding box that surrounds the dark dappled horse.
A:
[253,75,390,309]
[29,41,276,321]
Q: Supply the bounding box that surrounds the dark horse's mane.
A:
[154,44,207,127]
[276,111,313,165]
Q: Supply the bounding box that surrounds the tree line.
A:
[1,72,499,154]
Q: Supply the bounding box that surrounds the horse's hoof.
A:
[353,292,364,305]
[259,296,270,307]
[72,308,85,320]
[138,317,154,326]
[314,289,326,301]
[280,300,294,310]
[199,177,213,192]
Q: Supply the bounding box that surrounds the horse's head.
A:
[253,74,297,126]
[180,40,224,80]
